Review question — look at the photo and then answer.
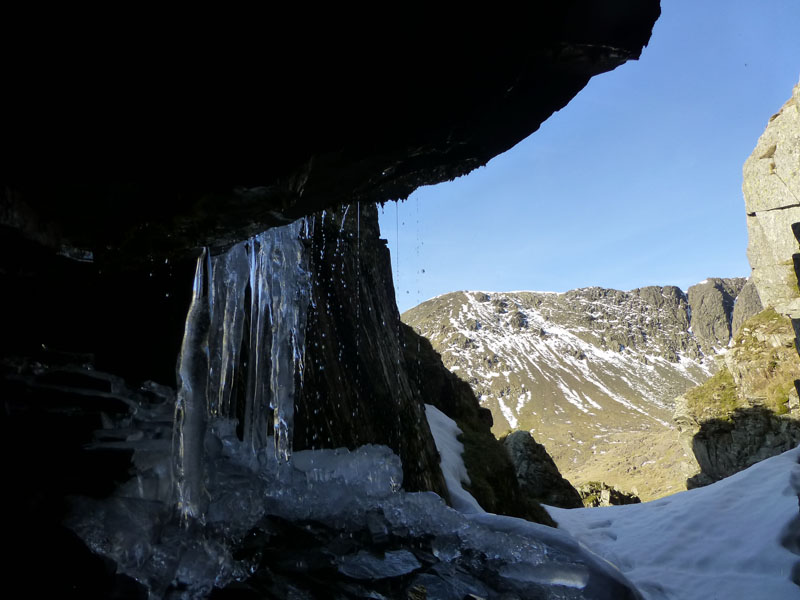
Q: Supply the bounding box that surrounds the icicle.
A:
[174,248,211,524]
[206,243,249,419]
[173,218,311,522]
[267,222,311,462]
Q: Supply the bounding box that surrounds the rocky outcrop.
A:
[678,80,800,491]
[687,277,746,353]
[296,204,447,497]
[674,308,800,487]
[743,78,800,319]
[576,482,641,508]
[731,278,764,336]
[741,75,800,593]
[503,431,583,509]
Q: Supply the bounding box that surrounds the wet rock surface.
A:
[296,204,448,497]
[212,510,644,600]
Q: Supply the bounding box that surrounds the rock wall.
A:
[731,278,764,336]
[744,79,800,319]
[675,80,800,492]
[674,307,800,486]
[400,322,555,524]
[687,277,748,353]
[296,204,448,496]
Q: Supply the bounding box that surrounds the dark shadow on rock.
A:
[293,204,448,499]
[400,321,557,525]
[687,405,800,488]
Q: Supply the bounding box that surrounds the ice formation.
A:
[65,213,654,598]
[174,219,311,522]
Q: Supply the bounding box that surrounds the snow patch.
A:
[548,445,800,600]
[424,404,484,514]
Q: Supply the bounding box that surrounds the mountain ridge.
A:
[403,277,760,499]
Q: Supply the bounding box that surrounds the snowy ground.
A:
[549,446,800,600]
[427,403,800,599]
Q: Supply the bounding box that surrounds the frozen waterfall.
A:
[174,218,311,522]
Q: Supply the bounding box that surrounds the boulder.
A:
[576,482,641,507]
[503,431,583,509]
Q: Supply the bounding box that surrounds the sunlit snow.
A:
[549,445,800,600]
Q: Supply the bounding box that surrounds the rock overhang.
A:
[2,2,661,267]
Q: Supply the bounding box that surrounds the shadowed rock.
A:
[503,431,583,509]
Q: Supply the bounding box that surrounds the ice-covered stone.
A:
[338,549,421,579]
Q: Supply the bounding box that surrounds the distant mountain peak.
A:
[403,278,761,500]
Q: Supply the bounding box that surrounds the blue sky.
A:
[380,0,800,314]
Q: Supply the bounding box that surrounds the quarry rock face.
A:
[744,78,800,319]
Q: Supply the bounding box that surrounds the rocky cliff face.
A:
[296,204,447,497]
[403,280,752,499]
[674,308,800,487]
[687,277,748,353]
[744,78,800,320]
[400,324,554,524]
[675,80,800,492]
[732,278,764,336]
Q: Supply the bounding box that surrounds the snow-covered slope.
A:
[549,444,800,600]
[404,283,749,499]
[428,396,800,599]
